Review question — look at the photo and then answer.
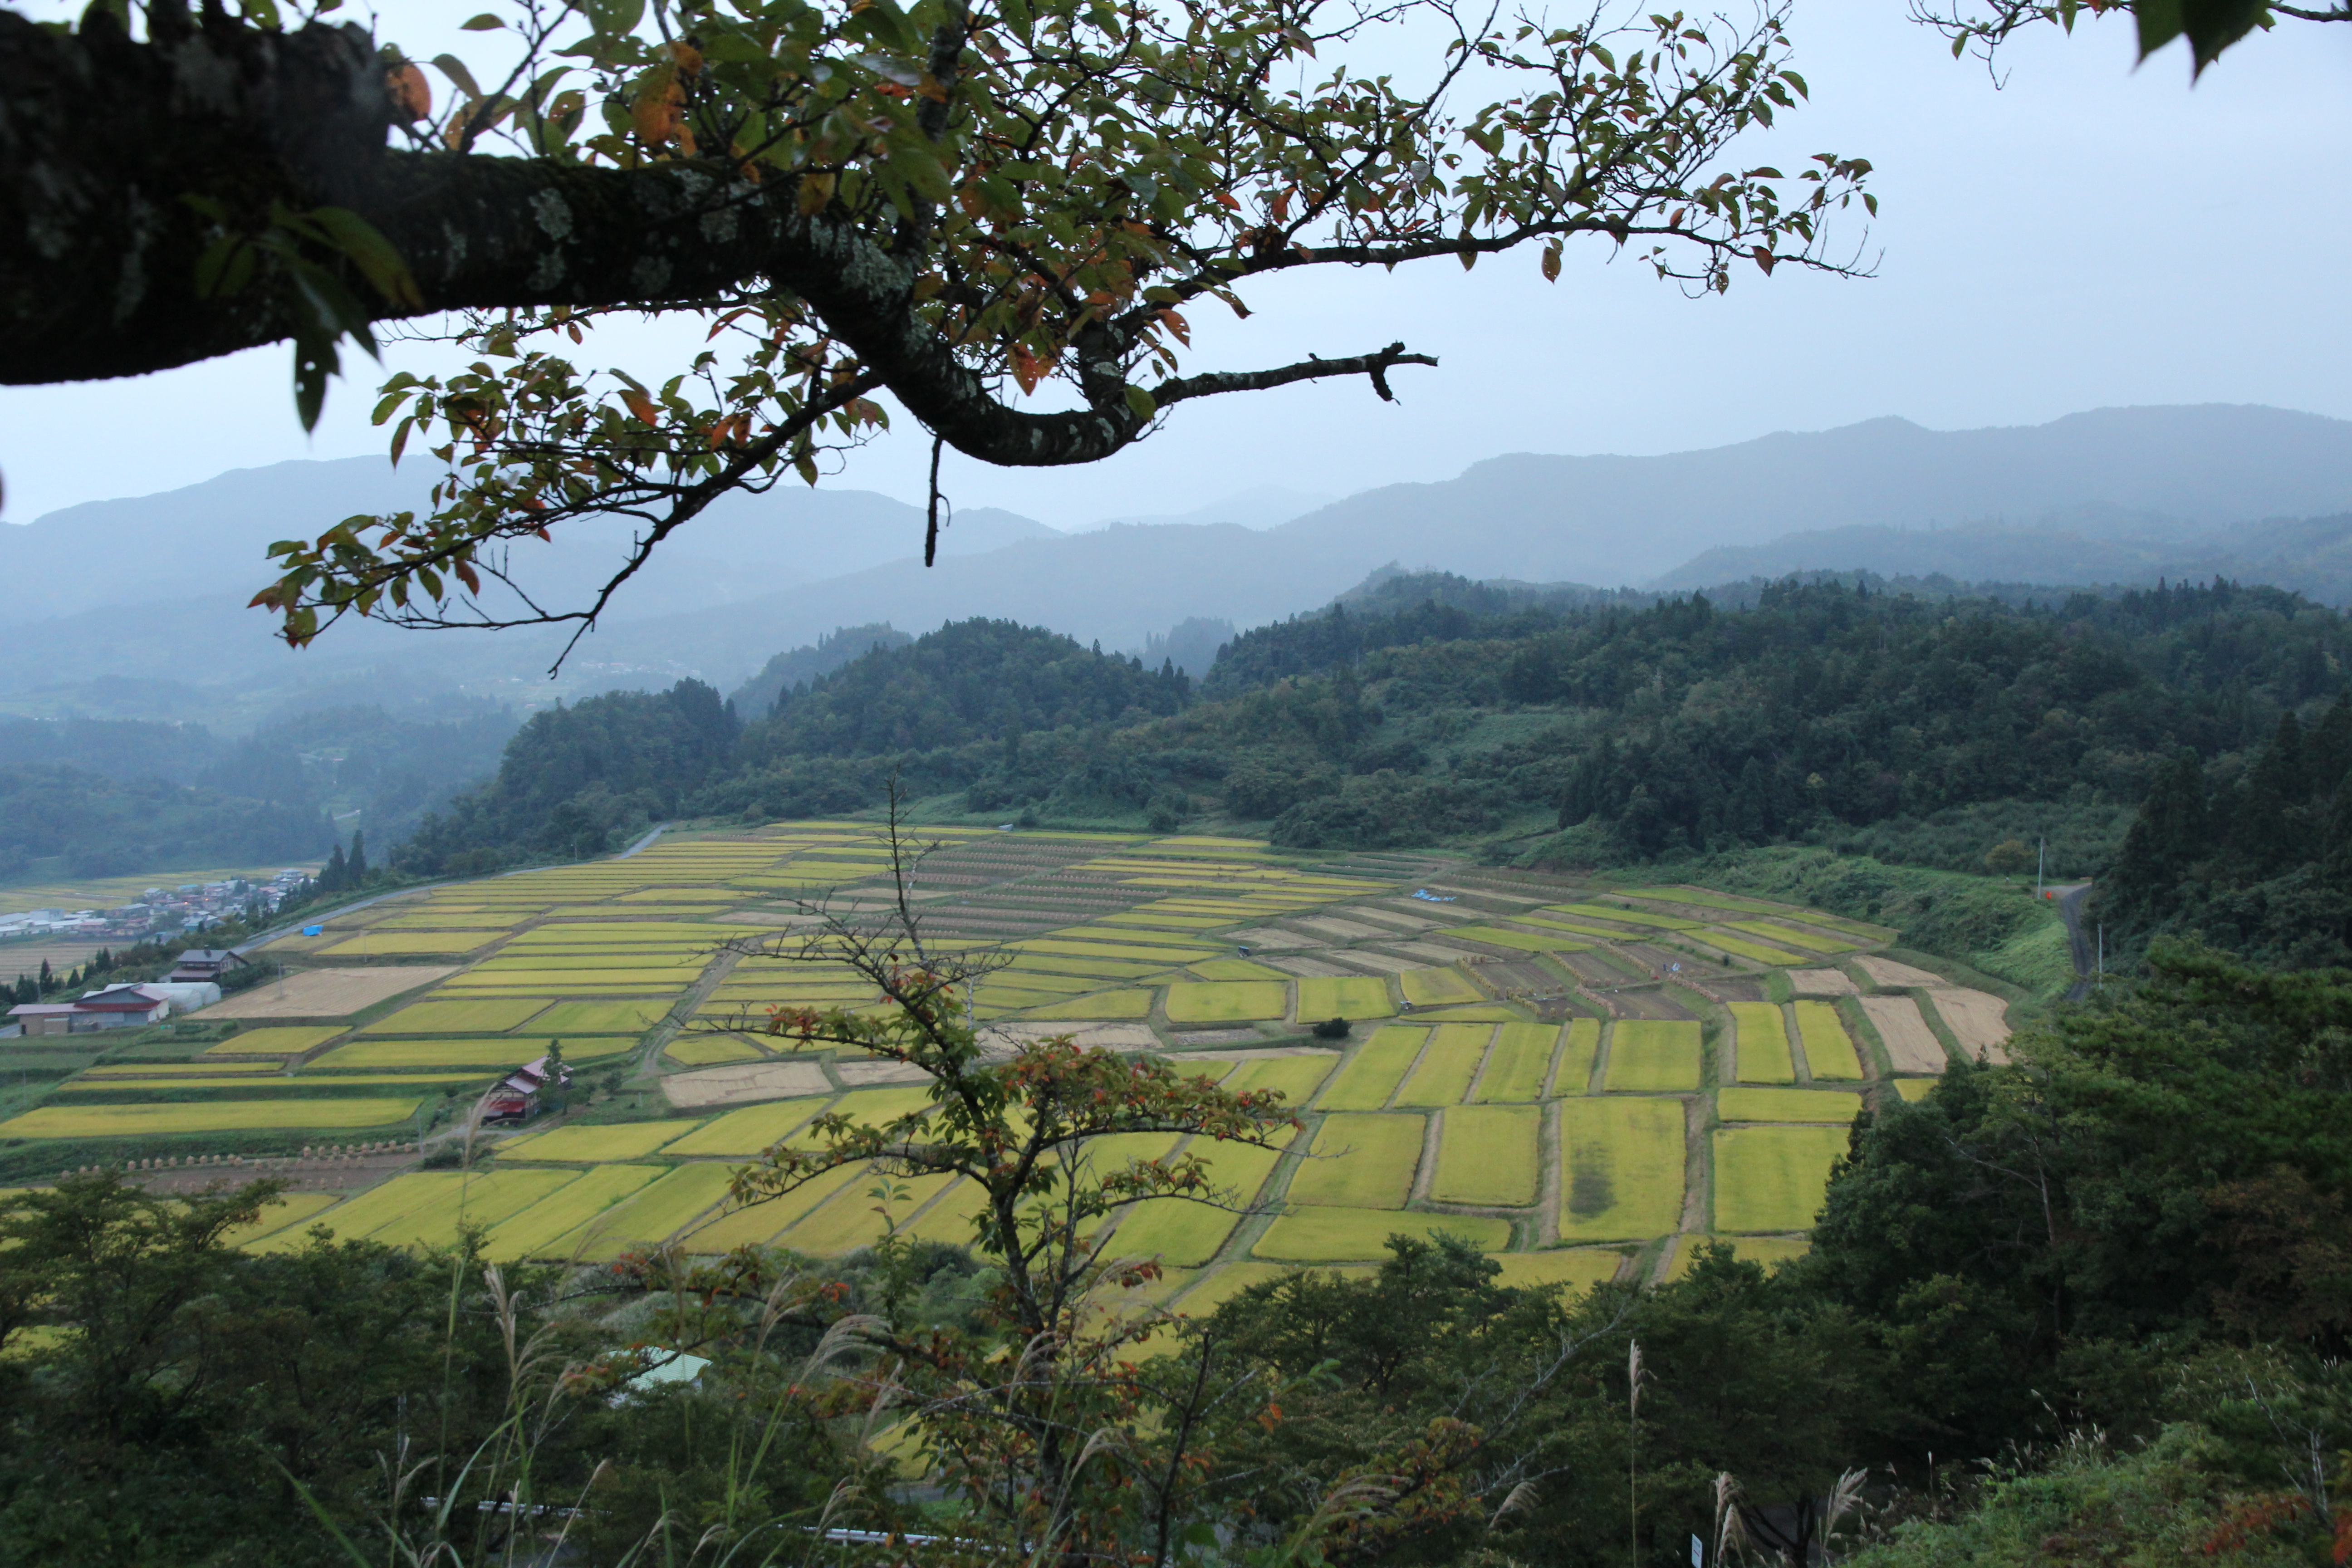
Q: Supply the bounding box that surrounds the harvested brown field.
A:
[1854,956,1948,990]
[1620,942,1737,980]
[661,1060,832,1108]
[1557,951,1641,984]
[835,1059,931,1085]
[1926,989,2012,1063]
[1607,987,1696,1020]
[1788,968,1858,997]
[1859,995,1949,1075]
[0,941,109,980]
[203,967,458,1019]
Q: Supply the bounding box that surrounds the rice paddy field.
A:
[0,821,2018,1298]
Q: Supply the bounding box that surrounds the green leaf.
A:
[1123,384,1156,422]
[432,54,483,99]
[460,12,505,28]
[309,207,423,308]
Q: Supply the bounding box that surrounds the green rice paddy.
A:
[1558,1098,1686,1241]
[1294,975,1396,1021]
[1288,1114,1423,1207]
[1470,1023,1557,1103]
[1254,1207,1509,1263]
[1317,1026,1425,1110]
[1603,1021,1704,1093]
[1710,1126,1849,1232]
[1716,1087,1864,1124]
[1553,1019,1602,1095]
[1392,1023,1491,1107]
[1728,1002,1795,1084]
[358,999,551,1035]
[1791,1001,1865,1079]
[1431,1105,1540,1205]
[1164,981,1289,1023]
[1398,968,1485,1007]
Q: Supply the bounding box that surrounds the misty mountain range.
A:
[6,402,2351,729]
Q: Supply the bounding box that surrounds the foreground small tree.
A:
[4,0,1870,656]
[621,802,1340,1555]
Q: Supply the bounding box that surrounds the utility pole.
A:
[2097,924,2104,979]
[2036,838,2045,898]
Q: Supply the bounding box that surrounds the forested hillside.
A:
[0,704,514,879]
[0,764,333,879]
[2100,697,2352,966]
[390,576,2348,969]
[725,622,912,716]
[396,682,742,871]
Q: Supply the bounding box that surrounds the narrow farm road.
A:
[2051,883,2096,1001]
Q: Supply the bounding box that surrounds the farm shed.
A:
[483,1055,574,1123]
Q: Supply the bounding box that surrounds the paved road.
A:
[2050,882,2095,1001]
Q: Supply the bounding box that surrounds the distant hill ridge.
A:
[8,404,2350,714]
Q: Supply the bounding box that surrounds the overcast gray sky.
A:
[2,0,2345,529]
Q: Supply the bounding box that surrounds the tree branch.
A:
[2,10,1436,470]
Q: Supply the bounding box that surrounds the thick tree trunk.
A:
[0,10,1426,466]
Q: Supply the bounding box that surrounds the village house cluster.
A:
[0,870,310,942]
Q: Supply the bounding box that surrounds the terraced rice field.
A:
[1432,1105,1540,1205]
[1164,981,1289,1023]
[1558,1098,1685,1241]
[201,1026,347,1058]
[1728,1003,1795,1084]
[359,999,551,1035]
[665,1037,766,1066]
[1710,1126,1849,1233]
[366,1169,585,1249]
[0,1099,424,1137]
[503,1121,696,1161]
[1223,1054,1337,1105]
[664,1098,834,1156]
[1603,1021,1704,1092]
[1255,1207,1509,1262]
[1318,1026,1426,1110]
[1552,1019,1602,1095]
[1490,1250,1625,1289]
[1791,1001,1864,1079]
[0,820,1952,1309]
[1392,1024,1491,1107]
[1399,969,1485,1007]
[1859,995,1950,1075]
[1716,1088,1863,1123]
[1471,1024,1558,1102]
[1446,924,1588,954]
[1289,1114,1423,1207]
[312,1036,633,1069]
[1666,1234,1810,1279]
[1294,975,1396,1021]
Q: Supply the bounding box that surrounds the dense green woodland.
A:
[0,705,515,879]
[2,945,2345,1568]
[395,574,2347,967]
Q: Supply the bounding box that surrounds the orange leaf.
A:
[622,390,659,424]
[385,63,432,122]
[1009,343,1045,395]
[1212,191,1242,211]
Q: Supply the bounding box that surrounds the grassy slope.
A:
[1632,846,2078,1003]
